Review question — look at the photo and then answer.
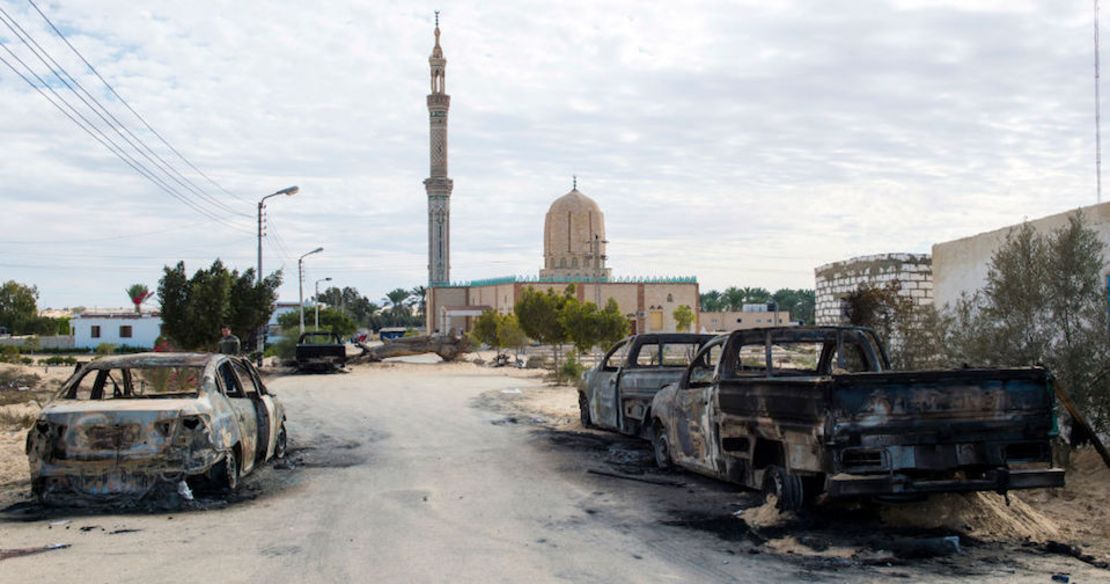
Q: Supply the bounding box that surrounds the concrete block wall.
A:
[814,253,933,325]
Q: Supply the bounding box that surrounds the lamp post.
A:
[314,277,332,329]
[298,247,324,334]
[256,185,299,364]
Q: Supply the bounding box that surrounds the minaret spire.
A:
[425,13,453,286]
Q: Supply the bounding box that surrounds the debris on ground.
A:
[880,492,1060,541]
[0,543,70,561]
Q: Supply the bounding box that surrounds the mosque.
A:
[421,18,699,335]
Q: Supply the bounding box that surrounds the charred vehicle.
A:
[581,333,716,438]
[26,353,287,503]
[650,326,1064,509]
[295,331,348,372]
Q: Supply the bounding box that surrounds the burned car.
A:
[580,333,716,438]
[650,326,1064,510]
[26,353,287,503]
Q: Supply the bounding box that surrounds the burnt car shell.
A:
[650,326,1064,506]
[26,352,286,503]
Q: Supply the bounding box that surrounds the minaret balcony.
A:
[427,94,451,108]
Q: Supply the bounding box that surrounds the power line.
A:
[0,48,246,230]
[26,0,249,204]
[0,5,248,218]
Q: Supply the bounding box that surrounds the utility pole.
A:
[256,186,299,364]
[1098,0,1103,203]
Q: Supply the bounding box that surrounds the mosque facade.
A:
[422,20,698,336]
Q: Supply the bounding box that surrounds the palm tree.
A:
[700,290,723,312]
[722,287,745,312]
[409,285,427,318]
[126,284,153,314]
[383,288,412,315]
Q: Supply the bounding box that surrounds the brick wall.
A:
[814,253,933,325]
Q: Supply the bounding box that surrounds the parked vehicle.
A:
[26,353,287,503]
[379,327,408,341]
[650,326,1064,510]
[295,332,348,372]
[581,333,716,438]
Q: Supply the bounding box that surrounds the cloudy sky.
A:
[0,0,1101,309]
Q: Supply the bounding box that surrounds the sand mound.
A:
[738,496,795,530]
[880,491,1060,541]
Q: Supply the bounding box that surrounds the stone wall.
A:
[814,253,933,325]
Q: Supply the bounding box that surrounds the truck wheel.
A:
[578,393,593,428]
[211,448,241,493]
[652,422,672,470]
[762,466,803,512]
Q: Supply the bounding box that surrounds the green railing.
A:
[430,275,697,288]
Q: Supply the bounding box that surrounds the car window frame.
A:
[681,336,727,388]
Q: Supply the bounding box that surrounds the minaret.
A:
[424,11,453,285]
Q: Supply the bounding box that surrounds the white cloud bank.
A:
[0,0,1100,307]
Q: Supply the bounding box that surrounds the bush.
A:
[43,355,78,366]
[0,345,21,364]
[95,343,117,356]
[558,354,586,385]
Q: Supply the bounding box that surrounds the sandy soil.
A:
[497,378,1110,574]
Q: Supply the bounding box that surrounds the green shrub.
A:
[95,343,117,356]
[0,345,21,364]
[43,355,78,366]
[558,354,586,385]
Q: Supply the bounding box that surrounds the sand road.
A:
[0,361,1103,583]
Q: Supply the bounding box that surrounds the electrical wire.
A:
[0,5,249,218]
[26,0,250,204]
[0,47,250,231]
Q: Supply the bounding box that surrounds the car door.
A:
[590,339,630,430]
[233,359,279,463]
[217,360,259,474]
[669,339,724,473]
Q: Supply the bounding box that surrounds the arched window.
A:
[667,294,674,303]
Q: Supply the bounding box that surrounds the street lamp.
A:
[314,277,332,329]
[256,185,299,363]
[298,247,324,333]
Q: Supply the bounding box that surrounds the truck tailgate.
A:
[828,368,1058,470]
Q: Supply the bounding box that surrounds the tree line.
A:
[699,287,815,325]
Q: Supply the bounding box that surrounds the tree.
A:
[470,310,502,349]
[0,280,39,334]
[126,284,154,314]
[497,313,527,355]
[515,285,572,370]
[673,304,695,332]
[410,285,428,318]
[277,306,357,337]
[938,213,1110,432]
[384,288,412,315]
[699,290,724,312]
[597,298,630,349]
[721,287,745,312]
[158,260,282,351]
[560,298,603,355]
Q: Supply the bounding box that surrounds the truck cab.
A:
[581,333,716,438]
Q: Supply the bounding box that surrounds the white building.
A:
[73,310,162,350]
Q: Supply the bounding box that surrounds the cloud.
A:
[0,0,1101,308]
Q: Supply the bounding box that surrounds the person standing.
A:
[217,325,241,355]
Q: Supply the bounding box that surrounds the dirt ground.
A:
[1,357,1107,582]
[493,378,1110,574]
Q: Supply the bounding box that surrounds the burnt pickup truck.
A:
[650,326,1064,509]
[580,333,716,438]
[295,332,348,372]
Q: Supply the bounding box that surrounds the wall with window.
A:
[73,313,162,349]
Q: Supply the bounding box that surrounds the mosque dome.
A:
[540,187,611,279]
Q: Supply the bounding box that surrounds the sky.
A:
[0,0,1102,309]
